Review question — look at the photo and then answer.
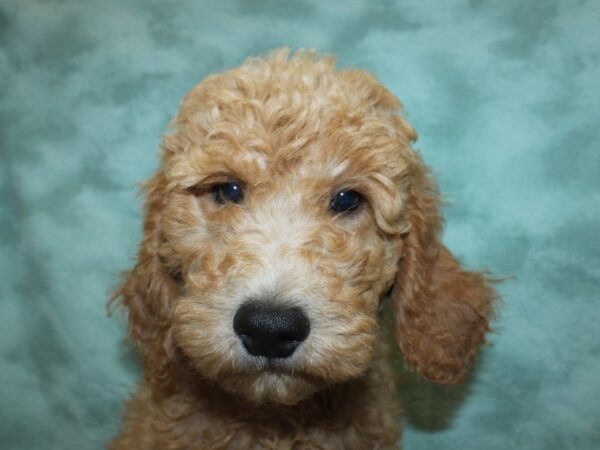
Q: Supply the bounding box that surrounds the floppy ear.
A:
[393,156,496,384]
[110,173,180,388]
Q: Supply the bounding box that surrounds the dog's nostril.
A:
[233,302,310,359]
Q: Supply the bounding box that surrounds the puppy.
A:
[110,49,496,450]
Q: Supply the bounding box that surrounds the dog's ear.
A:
[392,156,496,384]
[110,173,180,388]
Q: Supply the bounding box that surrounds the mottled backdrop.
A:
[1,1,599,449]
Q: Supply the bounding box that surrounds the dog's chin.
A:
[216,370,328,406]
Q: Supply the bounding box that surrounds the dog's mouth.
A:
[237,352,313,378]
[215,364,328,406]
[195,347,331,405]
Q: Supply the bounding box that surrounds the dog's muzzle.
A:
[233,301,310,359]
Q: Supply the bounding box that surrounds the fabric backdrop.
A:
[1,1,599,449]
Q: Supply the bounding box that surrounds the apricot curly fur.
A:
[109,49,496,450]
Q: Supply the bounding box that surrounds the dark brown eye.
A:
[213,181,244,204]
[330,189,364,214]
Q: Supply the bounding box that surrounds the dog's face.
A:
[116,50,494,406]
[162,54,414,405]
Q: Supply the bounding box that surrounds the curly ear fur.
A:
[393,154,496,384]
[111,173,180,388]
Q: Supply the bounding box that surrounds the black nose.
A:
[233,302,310,359]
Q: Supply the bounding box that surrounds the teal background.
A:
[1,1,599,449]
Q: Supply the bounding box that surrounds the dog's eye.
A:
[330,189,364,214]
[213,181,244,205]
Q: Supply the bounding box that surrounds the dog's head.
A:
[114,50,495,405]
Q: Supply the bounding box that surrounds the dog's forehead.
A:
[179,111,406,191]
[165,55,414,192]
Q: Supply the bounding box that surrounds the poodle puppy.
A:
[110,49,496,450]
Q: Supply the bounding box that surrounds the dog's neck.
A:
[141,360,400,448]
